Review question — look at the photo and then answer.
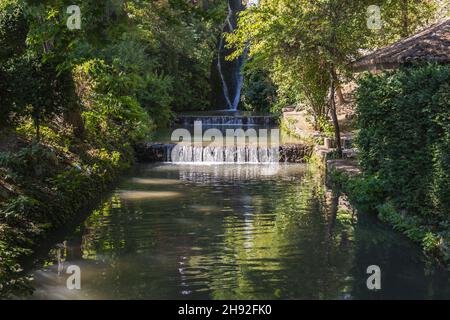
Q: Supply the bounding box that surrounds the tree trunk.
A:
[329,68,342,158]
[401,0,409,37]
[331,67,346,105]
[336,84,346,105]
[64,104,85,139]
[330,68,346,105]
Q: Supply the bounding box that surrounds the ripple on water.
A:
[28,163,450,300]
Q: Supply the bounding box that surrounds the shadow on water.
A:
[350,207,450,299]
[22,163,450,300]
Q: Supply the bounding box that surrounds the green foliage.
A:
[0,1,77,133]
[226,0,378,132]
[0,138,134,297]
[0,238,33,298]
[356,63,450,222]
[241,62,277,113]
[0,143,59,182]
[226,0,437,125]
[377,201,448,260]
[0,0,28,126]
[331,171,385,213]
[126,0,227,112]
[317,115,335,138]
[377,201,423,241]
[13,53,76,137]
[74,59,153,146]
[269,56,331,125]
[10,0,227,134]
[0,0,28,60]
[136,72,174,127]
[1,195,41,222]
[331,171,449,262]
[371,0,438,45]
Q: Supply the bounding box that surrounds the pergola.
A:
[352,17,450,72]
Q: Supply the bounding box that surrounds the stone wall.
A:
[135,143,313,163]
[279,144,313,163]
[135,143,173,162]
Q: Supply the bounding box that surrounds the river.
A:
[27,163,450,299]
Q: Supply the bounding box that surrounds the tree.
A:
[4,53,73,141]
[126,0,227,112]
[0,0,28,60]
[380,0,437,40]
[227,0,437,157]
[0,0,28,126]
[227,0,374,156]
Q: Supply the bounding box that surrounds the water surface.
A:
[29,164,450,299]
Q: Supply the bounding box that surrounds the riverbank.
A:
[327,163,450,268]
[0,126,135,298]
[284,102,450,269]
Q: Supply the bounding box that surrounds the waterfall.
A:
[175,115,276,127]
[136,142,312,164]
[212,0,247,111]
[170,145,280,164]
[217,2,235,110]
[163,120,280,163]
[232,46,248,110]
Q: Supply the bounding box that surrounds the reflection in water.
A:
[119,190,183,200]
[29,164,450,299]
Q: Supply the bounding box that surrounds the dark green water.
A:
[29,163,449,299]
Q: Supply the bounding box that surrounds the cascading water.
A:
[141,1,283,164]
[211,0,247,111]
[169,145,280,163]
[139,118,281,164]
[175,115,276,127]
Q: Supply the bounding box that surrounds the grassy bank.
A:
[0,0,230,298]
[0,124,136,298]
[329,170,450,269]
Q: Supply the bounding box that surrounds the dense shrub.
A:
[0,0,28,126]
[332,171,386,213]
[356,63,450,224]
[74,59,153,146]
[0,0,27,60]
[241,63,277,113]
[136,72,173,128]
[0,0,226,297]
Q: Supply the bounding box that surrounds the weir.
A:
[175,114,276,127]
[138,113,312,163]
[139,144,280,163]
[135,142,312,164]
